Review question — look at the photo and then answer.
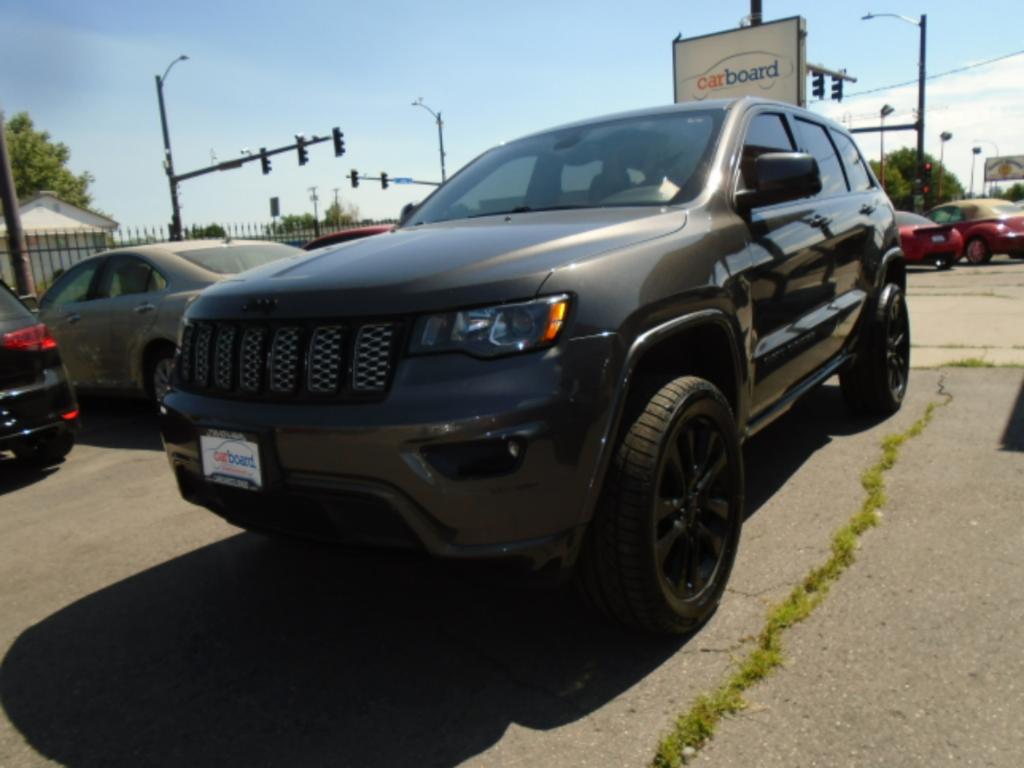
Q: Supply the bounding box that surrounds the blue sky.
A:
[2,0,1021,228]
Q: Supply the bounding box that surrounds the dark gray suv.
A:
[160,98,909,634]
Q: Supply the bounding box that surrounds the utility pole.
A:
[309,186,320,237]
[0,110,35,297]
[916,15,927,212]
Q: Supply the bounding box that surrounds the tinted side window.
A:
[101,257,157,298]
[794,118,847,197]
[0,283,32,322]
[739,113,795,189]
[41,260,102,308]
[928,207,962,224]
[831,130,873,192]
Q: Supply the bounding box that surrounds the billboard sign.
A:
[673,17,806,106]
[984,156,1024,182]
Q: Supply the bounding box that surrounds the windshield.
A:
[408,109,725,225]
[178,243,300,275]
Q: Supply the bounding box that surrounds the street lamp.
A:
[411,97,447,183]
[973,139,1001,196]
[970,147,983,198]
[863,12,927,211]
[938,131,953,201]
[156,54,189,241]
[879,104,895,190]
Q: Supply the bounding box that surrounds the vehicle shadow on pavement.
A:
[74,396,163,452]
[0,457,60,495]
[743,382,887,516]
[1000,375,1024,452]
[0,382,885,768]
[0,535,682,768]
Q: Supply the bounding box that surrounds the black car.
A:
[160,98,908,634]
[0,281,78,464]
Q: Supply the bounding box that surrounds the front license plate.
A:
[931,234,946,243]
[200,429,263,491]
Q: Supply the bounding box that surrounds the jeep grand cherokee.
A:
[160,98,909,634]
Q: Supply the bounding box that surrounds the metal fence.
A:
[1,220,396,294]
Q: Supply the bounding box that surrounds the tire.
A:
[577,376,744,635]
[964,237,992,265]
[14,430,74,467]
[840,283,910,416]
[148,347,176,403]
[935,254,953,271]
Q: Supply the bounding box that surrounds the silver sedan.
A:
[38,239,303,401]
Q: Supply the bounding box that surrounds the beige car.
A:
[38,240,302,400]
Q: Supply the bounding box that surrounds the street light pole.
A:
[970,147,982,197]
[412,98,447,182]
[973,139,1001,196]
[879,104,894,190]
[862,13,926,211]
[938,131,952,201]
[156,55,189,241]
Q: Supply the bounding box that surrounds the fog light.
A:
[422,437,527,480]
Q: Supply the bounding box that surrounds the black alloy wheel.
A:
[577,376,743,635]
[840,282,910,416]
[884,288,911,403]
[655,414,733,602]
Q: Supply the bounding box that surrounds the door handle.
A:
[804,214,831,228]
[133,303,156,314]
[860,204,876,215]
[65,313,81,325]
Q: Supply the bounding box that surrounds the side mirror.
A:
[398,202,419,227]
[736,152,822,213]
[19,294,39,313]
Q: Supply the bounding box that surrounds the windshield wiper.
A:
[467,204,590,218]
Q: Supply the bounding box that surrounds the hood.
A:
[190,208,686,319]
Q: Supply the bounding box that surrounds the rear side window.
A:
[40,259,102,308]
[794,118,847,197]
[739,113,795,190]
[831,130,873,192]
[101,257,163,298]
[0,283,32,322]
[928,207,963,224]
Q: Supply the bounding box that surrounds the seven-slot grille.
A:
[178,320,398,399]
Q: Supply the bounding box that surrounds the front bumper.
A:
[160,334,617,570]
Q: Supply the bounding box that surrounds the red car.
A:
[925,199,1024,265]
[895,211,963,270]
[302,224,393,251]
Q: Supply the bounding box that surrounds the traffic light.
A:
[831,77,843,102]
[296,136,308,166]
[381,172,389,190]
[259,148,271,175]
[350,169,359,188]
[332,127,345,157]
[812,72,825,99]
[921,161,933,195]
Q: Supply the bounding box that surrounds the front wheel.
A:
[840,283,910,416]
[577,376,744,635]
[964,237,992,265]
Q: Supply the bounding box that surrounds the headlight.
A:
[409,295,570,358]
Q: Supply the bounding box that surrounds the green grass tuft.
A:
[651,395,950,766]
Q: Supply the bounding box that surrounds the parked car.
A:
[302,225,393,251]
[160,98,907,634]
[895,211,962,270]
[0,281,78,465]
[924,198,1024,264]
[39,240,302,401]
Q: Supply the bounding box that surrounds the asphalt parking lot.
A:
[1,258,1023,767]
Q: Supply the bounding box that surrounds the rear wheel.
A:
[13,431,74,466]
[965,237,992,265]
[147,346,176,402]
[840,283,910,416]
[577,376,743,635]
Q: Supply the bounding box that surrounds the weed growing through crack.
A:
[652,398,948,768]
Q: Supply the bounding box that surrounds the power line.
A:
[811,49,1024,102]
[839,48,1024,99]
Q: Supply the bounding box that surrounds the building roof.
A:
[0,192,118,234]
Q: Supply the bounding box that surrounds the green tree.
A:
[3,112,96,209]
[189,223,226,238]
[873,147,964,210]
[323,200,360,228]
[276,213,317,233]
[998,182,1024,202]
